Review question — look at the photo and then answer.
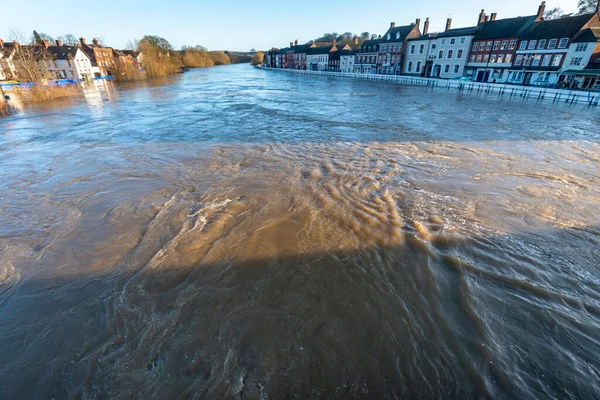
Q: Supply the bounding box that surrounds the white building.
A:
[432,19,478,79]
[307,46,331,71]
[340,50,356,73]
[47,43,94,81]
[404,33,437,77]
[560,27,600,90]
[0,41,19,81]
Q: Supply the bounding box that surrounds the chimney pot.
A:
[353,36,359,46]
[415,18,421,27]
[42,39,49,48]
[79,37,86,45]
[391,22,396,28]
[490,13,497,21]
[478,9,487,25]
[93,38,99,46]
[56,39,62,46]
[423,18,430,35]
[295,39,298,46]
[290,41,293,48]
[537,1,546,19]
[13,40,19,50]
[446,18,452,31]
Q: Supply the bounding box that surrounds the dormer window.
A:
[387,33,391,40]
[396,32,400,40]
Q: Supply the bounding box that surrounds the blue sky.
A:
[7,0,580,51]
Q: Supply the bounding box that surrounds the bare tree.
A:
[57,34,78,45]
[578,0,599,13]
[7,29,53,83]
[544,7,566,19]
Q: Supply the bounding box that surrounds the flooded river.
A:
[1,64,600,399]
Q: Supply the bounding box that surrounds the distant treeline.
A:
[118,35,252,81]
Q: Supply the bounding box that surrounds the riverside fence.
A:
[264,68,600,108]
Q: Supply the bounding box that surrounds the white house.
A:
[0,40,19,81]
[47,43,94,81]
[404,33,437,77]
[560,27,600,90]
[307,46,331,71]
[340,49,356,73]
[432,19,478,79]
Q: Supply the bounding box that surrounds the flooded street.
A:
[1,64,600,399]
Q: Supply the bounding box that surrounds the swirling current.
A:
[1,64,600,399]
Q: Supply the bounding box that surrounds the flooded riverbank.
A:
[1,64,599,399]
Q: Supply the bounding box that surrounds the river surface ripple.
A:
[1,64,600,399]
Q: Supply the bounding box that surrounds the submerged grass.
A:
[12,85,81,103]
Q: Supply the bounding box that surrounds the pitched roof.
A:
[474,15,537,40]
[293,44,313,53]
[522,13,596,40]
[47,45,81,60]
[307,46,333,55]
[573,27,600,43]
[382,24,418,43]
[340,49,357,56]
[407,32,439,41]
[437,26,479,38]
[359,39,381,52]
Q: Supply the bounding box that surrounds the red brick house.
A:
[377,19,422,75]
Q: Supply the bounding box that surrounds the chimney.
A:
[353,36,359,47]
[55,39,62,46]
[490,13,497,21]
[13,40,19,50]
[485,15,489,22]
[445,18,452,31]
[415,18,421,28]
[79,37,86,45]
[537,1,546,19]
[423,18,430,35]
[295,39,298,46]
[93,38,99,46]
[0,39,4,49]
[42,39,49,48]
[478,9,487,25]
[391,22,396,28]
[290,42,293,48]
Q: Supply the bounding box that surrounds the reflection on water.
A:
[1,64,600,399]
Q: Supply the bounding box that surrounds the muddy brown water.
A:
[1,65,600,399]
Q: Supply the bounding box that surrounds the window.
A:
[387,33,391,40]
[519,40,528,50]
[453,64,459,73]
[542,54,551,66]
[416,61,421,72]
[493,41,500,50]
[479,42,485,51]
[408,61,413,72]
[490,54,497,63]
[396,32,400,40]
[473,42,479,51]
[441,39,446,45]
[524,55,531,66]
[410,44,415,54]
[483,54,489,62]
[450,38,456,45]
[548,39,557,49]
[532,55,541,66]
[476,54,483,62]
[444,64,450,73]
[497,54,504,63]
[509,39,517,50]
[538,39,546,49]
[419,44,424,54]
[505,54,512,63]
[558,38,568,48]
[438,50,444,59]
[575,43,588,52]
[515,55,523,66]
[457,49,463,59]
[460,37,466,44]
[528,40,537,50]
[501,40,508,50]
[552,54,563,66]
[486,41,492,51]
[570,57,583,66]
[470,55,476,62]
[448,50,453,59]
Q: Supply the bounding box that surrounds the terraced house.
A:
[561,27,600,89]
[433,18,479,79]
[466,4,544,82]
[378,20,422,75]
[355,39,380,74]
[509,12,600,86]
[79,37,116,78]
